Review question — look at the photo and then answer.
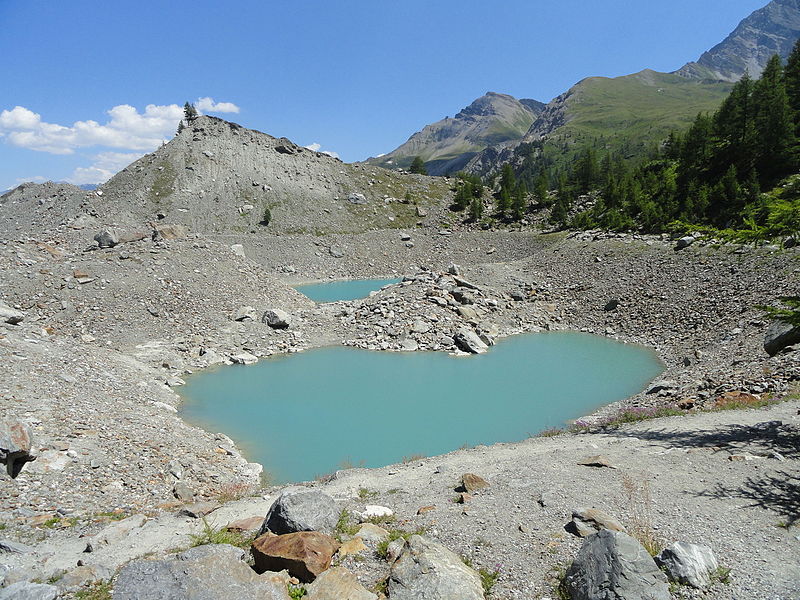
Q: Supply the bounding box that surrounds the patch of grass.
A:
[215,481,256,504]
[710,566,732,585]
[365,514,396,526]
[478,566,501,595]
[621,473,665,556]
[601,407,684,428]
[189,518,257,549]
[287,584,307,599]
[75,581,113,600]
[387,488,400,495]
[372,579,389,595]
[40,516,77,529]
[376,527,426,559]
[334,509,359,538]
[93,510,128,522]
[712,396,777,411]
[538,427,566,437]
[357,487,379,501]
[401,453,426,463]
[0,523,6,530]
[551,562,573,600]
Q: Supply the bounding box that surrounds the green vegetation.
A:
[189,518,257,549]
[287,584,307,599]
[517,44,800,236]
[461,556,501,595]
[409,156,428,175]
[75,581,113,600]
[334,509,359,538]
[357,487,379,500]
[183,101,198,121]
[375,527,426,559]
[148,160,177,204]
[260,206,272,226]
[711,566,732,585]
[761,296,800,327]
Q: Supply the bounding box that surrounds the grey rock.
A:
[305,567,377,600]
[231,352,258,365]
[94,229,119,248]
[674,236,695,250]
[764,321,800,356]
[0,539,34,554]
[447,263,461,276]
[259,487,339,535]
[400,339,419,352]
[646,380,676,395]
[604,299,620,311]
[348,193,367,204]
[229,244,246,258]
[0,420,36,478]
[177,543,246,563]
[655,541,718,589]
[232,306,256,322]
[565,508,626,538]
[329,245,345,258]
[0,302,24,325]
[389,535,485,600]
[454,328,488,354]
[0,582,58,600]
[263,309,291,329]
[173,481,194,502]
[57,565,113,592]
[177,502,219,519]
[113,548,290,600]
[563,530,670,600]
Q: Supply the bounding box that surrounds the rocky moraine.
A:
[0,117,798,599]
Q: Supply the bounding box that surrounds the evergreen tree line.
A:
[509,43,800,238]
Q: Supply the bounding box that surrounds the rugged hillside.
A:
[676,0,800,81]
[1,116,453,238]
[366,92,544,176]
[463,0,800,176]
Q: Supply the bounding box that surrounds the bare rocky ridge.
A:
[366,93,544,176]
[677,0,800,82]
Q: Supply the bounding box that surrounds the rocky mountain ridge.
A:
[365,92,543,176]
[676,0,800,82]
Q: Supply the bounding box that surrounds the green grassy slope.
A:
[544,70,732,158]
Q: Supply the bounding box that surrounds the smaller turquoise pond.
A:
[179,332,663,483]
[294,278,402,302]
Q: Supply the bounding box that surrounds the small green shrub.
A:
[357,487,378,500]
[711,566,732,585]
[335,509,359,538]
[75,581,113,600]
[287,583,306,599]
[376,528,426,559]
[189,518,256,549]
[478,566,501,595]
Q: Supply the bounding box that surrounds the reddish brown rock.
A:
[252,531,339,582]
[226,516,264,533]
[459,473,489,493]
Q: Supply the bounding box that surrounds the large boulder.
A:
[113,544,289,599]
[563,530,670,600]
[259,488,338,535]
[0,420,36,478]
[305,566,377,600]
[655,541,718,589]
[565,508,626,538]
[0,302,24,325]
[94,229,119,248]
[389,535,485,600]
[251,531,339,583]
[0,582,58,600]
[453,328,488,354]
[262,309,291,329]
[764,321,800,356]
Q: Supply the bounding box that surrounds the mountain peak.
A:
[676,0,800,81]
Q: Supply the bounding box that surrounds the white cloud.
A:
[0,97,241,156]
[67,151,144,185]
[196,97,240,114]
[304,142,339,159]
[15,175,47,184]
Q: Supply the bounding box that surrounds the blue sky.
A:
[0,0,767,191]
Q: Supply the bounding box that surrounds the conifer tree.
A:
[183,101,198,121]
[409,156,427,175]
[753,55,796,184]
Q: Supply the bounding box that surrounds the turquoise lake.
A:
[294,278,402,302]
[179,332,664,484]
